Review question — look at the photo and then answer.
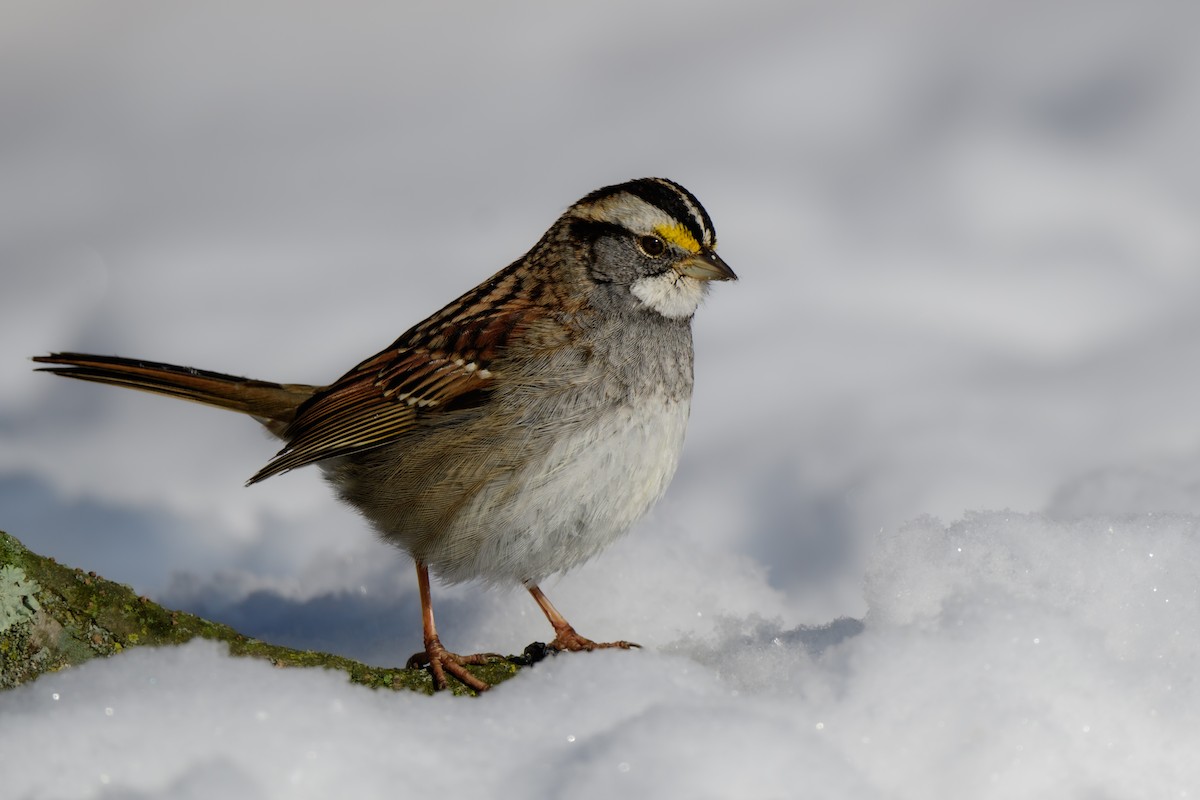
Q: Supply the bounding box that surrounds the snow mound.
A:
[3,512,1196,798]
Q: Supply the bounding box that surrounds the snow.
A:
[4,513,1197,798]
[3,0,1200,797]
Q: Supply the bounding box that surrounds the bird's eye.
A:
[637,235,666,257]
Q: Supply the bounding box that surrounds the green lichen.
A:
[0,529,519,694]
[0,565,41,632]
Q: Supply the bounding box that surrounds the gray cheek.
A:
[589,236,645,284]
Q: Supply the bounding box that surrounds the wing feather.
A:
[246,294,540,485]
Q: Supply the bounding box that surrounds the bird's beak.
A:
[676,250,738,282]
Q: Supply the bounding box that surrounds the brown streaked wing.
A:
[245,300,537,485]
[245,348,491,484]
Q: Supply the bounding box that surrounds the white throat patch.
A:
[631,271,707,319]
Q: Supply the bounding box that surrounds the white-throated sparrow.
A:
[35,177,736,692]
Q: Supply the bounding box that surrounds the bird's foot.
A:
[546,624,640,653]
[406,637,501,692]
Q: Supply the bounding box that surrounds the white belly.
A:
[431,396,691,585]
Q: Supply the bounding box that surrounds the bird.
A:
[34,177,736,692]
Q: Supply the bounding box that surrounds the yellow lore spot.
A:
[653,223,702,255]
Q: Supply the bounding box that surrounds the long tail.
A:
[33,352,319,436]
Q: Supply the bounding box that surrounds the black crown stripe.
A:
[580,178,715,249]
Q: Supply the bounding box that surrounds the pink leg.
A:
[405,561,496,692]
[527,584,639,652]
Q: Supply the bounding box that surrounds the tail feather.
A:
[33,352,318,431]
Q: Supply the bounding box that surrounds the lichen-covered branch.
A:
[0,530,518,695]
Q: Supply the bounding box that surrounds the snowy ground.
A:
[3,1,1200,797]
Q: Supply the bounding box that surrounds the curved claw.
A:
[407,638,499,693]
[547,625,641,653]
